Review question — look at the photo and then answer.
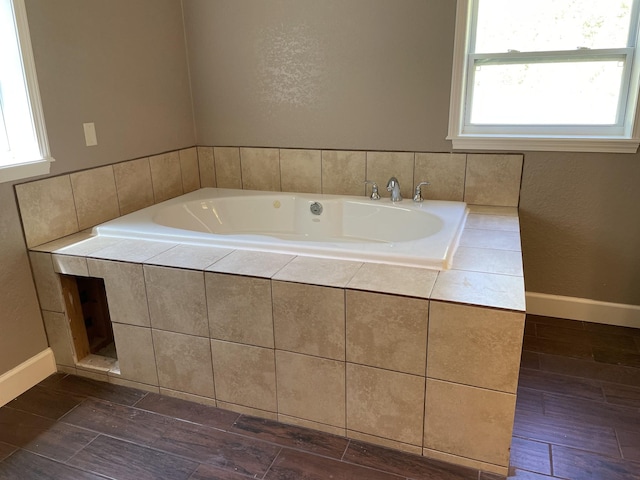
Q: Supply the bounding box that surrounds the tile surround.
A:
[276,350,346,429]
[149,151,183,203]
[365,151,415,200]
[113,157,155,215]
[70,166,120,230]
[347,363,425,448]
[144,266,208,337]
[206,273,274,348]
[279,148,321,193]
[213,146,242,189]
[153,330,216,399]
[346,290,429,375]
[196,146,216,187]
[464,154,523,207]
[272,281,345,360]
[211,340,277,412]
[240,147,280,191]
[321,150,366,196]
[16,175,79,248]
[17,144,526,475]
[178,147,200,193]
[424,378,517,467]
[414,152,467,201]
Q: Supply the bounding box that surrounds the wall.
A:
[183,0,640,307]
[0,0,195,376]
[184,0,454,152]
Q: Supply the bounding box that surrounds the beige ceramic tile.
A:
[76,354,117,374]
[113,158,155,215]
[88,238,176,263]
[452,247,524,276]
[16,175,79,248]
[30,231,94,253]
[158,388,218,408]
[279,414,345,437]
[465,214,520,232]
[424,379,516,467]
[459,228,522,252]
[197,146,216,187]
[153,330,215,398]
[42,310,75,367]
[347,263,438,299]
[206,273,274,348]
[150,151,183,202]
[180,147,200,193]
[216,401,278,421]
[87,259,150,327]
[70,166,120,231]
[112,323,159,386]
[51,254,88,277]
[214,147,242,189]
[206,250,294,278]
[422,448,508,476]
[276,351,345,428]
[29,252,64,312]
[431,270,526,312]
[467,205,518,216]
[414,153,466,201]
[273,256,362,288]
[347,430,422,456]
[346,290,428,375]
[110,377,160,394]
[146,244,232,270]
[211,340,277,412]
[427,302,525,393]
[321,150,367,196]
[279,149,321,193]
[74,370,108,382]
[464,154,523,207]
[56,365,77,375]
[272,281,345,360]
[366,151,415,200]
[54,236,123,257]
[144,266,208,337]
[346,363,425,447]
[240,147,281,191]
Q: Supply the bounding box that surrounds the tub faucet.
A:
[386,177,402,202]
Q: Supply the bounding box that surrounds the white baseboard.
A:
[526,292,640,329]
[0,348,56,407]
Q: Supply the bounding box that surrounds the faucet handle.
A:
[413,181,430,202]
[364,180,380,200]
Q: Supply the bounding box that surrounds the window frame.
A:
[0,0,52,184]
[447,0,640,153]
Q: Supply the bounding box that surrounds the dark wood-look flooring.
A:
[1,314,639,479]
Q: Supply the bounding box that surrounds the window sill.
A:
[448,135,640,154]
[0,158,54,184]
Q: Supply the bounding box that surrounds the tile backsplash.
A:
[15,146,524,248]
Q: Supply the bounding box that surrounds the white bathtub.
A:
[93,188,468,269]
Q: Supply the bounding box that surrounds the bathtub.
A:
[93,188,468,269]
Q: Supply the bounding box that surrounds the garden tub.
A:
[93,187,468,269]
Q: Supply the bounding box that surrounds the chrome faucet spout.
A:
[386,177,402,202]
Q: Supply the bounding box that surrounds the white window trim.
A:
[0,0,53,183]
[447,0,640,153]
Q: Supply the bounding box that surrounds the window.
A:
[0,0,52,183]
[448,0,640,153]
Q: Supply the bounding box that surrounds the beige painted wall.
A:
[184,0,454,152]
[0,0,195,375]
[0,184,48,373]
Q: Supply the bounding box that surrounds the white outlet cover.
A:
[83,122,98,146]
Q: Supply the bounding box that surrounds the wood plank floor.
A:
[1,314,639,479]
